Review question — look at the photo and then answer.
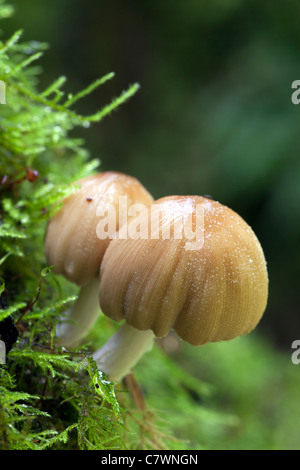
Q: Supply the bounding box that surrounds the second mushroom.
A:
[93,195,269,382]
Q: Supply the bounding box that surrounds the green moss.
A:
[0,0,139,449]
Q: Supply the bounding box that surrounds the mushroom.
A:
[93,195,268,382]
[44,171,153,347]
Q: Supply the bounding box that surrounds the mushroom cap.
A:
[99,195,269,346]
[44,171,154,286]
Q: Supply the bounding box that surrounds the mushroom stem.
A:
[93,323,155,382]
[56,277,100,348]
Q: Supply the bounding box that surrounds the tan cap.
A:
[99,195,269,346]
[45,171,154,286]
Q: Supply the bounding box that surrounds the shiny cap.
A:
[99,195,269,346]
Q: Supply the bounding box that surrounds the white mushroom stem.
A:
[93,322,155,382]
[56,277,100,348]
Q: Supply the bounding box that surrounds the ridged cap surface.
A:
[99,195,268,346]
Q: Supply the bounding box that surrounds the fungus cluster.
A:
[45,172,268,382]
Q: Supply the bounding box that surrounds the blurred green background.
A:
[2,0,300,449]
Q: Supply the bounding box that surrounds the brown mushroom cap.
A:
[44,171,153,286]
[99,195,268,346]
